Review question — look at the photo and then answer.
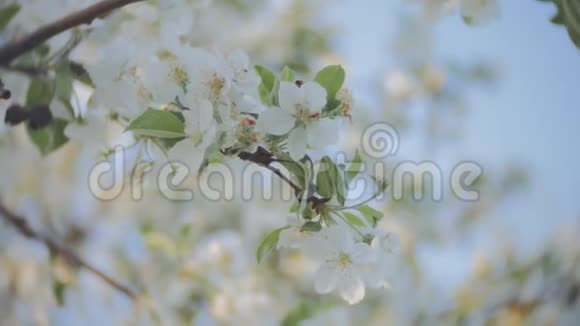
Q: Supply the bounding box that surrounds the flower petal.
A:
[197,100,215,129]
[360,262,389,289]
[257,109,294,135]
[141,62,181,103]
[301,233,336,260]
[288,127,307,160]
[181,99,215,134]
[338,273,365,304]
[314,263,340,294]
[351,243,376,264]
[307,119,339,149]
[303,82,327,112]
[227,49,249,69]
[323,225,354,253]
[278,81,302,112]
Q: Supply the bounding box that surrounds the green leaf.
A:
[371,175,390,194]
[126,109,187,139]
[289,201,299,213]
[336,170,346,206]
[0,4,20,31]
[53,65,76,119]
[28,118,69,155]
[355,204,384,227]
[280,66,296,82]
[156,137,186,152]
[316,156,336,198]
[256,226,288,263]
[255,65,279,106]
[26,78,55,107]
[316,156,345,202]
[255,65,276,92]
[302,204,313,220]
[346,149,364,183]
[321,98,343,116]
[169,110,185,123]
[258,83,272,106]
[342,212,366,227]
[462,16,474,25]
[52,280,66,306]
[55,67,73,101]
[541,0,580,49]
[300,221,322,232]
[314,65,345,101]
[278,153,306,189]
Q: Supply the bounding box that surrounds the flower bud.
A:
[5,104,29,125]
[28,105,53,129]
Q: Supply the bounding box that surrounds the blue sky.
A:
[329,0,580,244]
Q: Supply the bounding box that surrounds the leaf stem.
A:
[329,191,381,211]
[331,211,365,238]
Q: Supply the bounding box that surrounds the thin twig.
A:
[235,147,330,212]
[264,164,302,195]
[0,0,144,65]
[235,146,302,196]
[0,199,138,301]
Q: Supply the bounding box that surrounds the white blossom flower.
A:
[258,81,338,160]
[226,49,259,95]
[185,48,233,105]
[306,226,376,304]
[184,231,250,284]
[225,50,261,113]
[208,277,277,325]
[168,99,217,173]
[371,230,401,255]
[336,88,354,117]
[222,116,264,152]
[384,70,417,99]
[364,230,400,289]
[139,59,187,105]
[459,0,499,25]
[87,62,147,119]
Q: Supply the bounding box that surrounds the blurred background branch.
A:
[0,199,138,301]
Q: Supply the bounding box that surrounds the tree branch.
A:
[265,164,303,195]
[0,199,138,301]
[236,146,302,196]
[0,0,144,65]
[235,147,329,208]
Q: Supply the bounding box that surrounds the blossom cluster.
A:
[1,0,399,304]
[74,39,397,303]
[0,0,512,323]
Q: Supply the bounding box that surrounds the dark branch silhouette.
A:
[0,0,144,65]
